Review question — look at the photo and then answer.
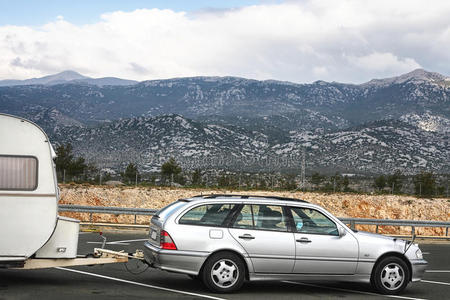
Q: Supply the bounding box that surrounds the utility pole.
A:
[271,174,274,190]
[301,148,306,190]
[238,173,241,190]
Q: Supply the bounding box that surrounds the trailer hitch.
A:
[94,248,145,260]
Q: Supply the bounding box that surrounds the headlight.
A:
[416,249,423,259]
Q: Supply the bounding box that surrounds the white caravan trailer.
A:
[0,114,139,269]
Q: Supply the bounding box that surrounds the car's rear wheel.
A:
[201,252,245,293]
[372,256,409,295]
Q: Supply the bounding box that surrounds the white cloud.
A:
[349,52,421,73]
[0,0,449,83]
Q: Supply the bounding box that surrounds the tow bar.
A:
[16,248,144,270]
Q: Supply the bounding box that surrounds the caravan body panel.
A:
[0,114,58,260]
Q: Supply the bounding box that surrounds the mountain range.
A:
[0,70,137,87]
[0,69,448,175]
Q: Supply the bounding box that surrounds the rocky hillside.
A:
[58,185,450,236]
[52,115,449,174]
[0,69,448,174]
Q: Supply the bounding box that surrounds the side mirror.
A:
[338,226,347,238]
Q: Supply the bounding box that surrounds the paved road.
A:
[1,230,449,300]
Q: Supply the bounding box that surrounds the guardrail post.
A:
[446,226,449,236]
[411,226,415,238]
[134,214,137,224]
[350,220,356,230]
[375,225,379,233]
[90,213,93,224]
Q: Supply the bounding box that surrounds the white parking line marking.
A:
[86,239,148,246]
[421,280,450,286]
[55,267,226,300]
[87,242,130,246]
[425,270,450,273]
[283,281,427,300]
[108,239,148,244]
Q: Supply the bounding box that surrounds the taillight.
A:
[160,230,177,250]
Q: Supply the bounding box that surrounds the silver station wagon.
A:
[143,194,427,294]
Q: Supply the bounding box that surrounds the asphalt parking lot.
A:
[1,230,449,300]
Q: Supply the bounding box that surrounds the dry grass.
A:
[58,184,450,236]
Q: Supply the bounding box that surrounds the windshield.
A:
[154,200,188,220]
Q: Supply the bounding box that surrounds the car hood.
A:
[355,231,405,243]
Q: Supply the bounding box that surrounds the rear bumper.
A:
[143,241,209,275]
[410,259,428,282]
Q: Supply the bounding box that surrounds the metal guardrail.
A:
[59,205,157,215]
[59,205,450,238]
[59,205,157,224]
[339,218,450,237]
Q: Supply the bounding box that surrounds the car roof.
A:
[185,194,309,205]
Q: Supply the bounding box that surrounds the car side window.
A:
[232,204,288,232]
[290,207,338,236]
[179,204,235,227]
[233,205,254,228]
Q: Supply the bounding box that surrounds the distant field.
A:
[58,184,449,236]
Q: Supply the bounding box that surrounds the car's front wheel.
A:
[201,252,245,293]
[372,256,410,295]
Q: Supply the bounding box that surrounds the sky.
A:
[0,0,449,83]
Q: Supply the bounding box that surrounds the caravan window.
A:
[0,155,38,191]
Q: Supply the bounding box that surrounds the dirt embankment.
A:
[58,184,449,236]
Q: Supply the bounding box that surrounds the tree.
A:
[218,175,230,187]
[191,169,203,186]
[330,173,343,192]
[121,163,140,184]
[311,172,325,190]
[342,176,350,192]
[161,157,183,185]
[386,170,403,194]
[414,172,436,197]
[84,163,99,182]
[68,157,87,178]
[281,174,297,190]
[54,143,88,181]
[54,144,74,174]
[374,175,386,191]
[258,177,267,189]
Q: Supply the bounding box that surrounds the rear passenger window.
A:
[179,204,235,227]
[233,205,253,228]
[0,155,38,191]
[233,204,288,232]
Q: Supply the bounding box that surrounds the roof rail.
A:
[191,194,308,203]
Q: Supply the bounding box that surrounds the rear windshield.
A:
[154,200,188,220]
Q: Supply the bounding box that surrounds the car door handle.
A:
[238,234,255,240]
[296,237,312,243]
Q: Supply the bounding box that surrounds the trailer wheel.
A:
[201,252,245,293]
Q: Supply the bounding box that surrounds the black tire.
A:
[372,256,410,295]
[201,252,245,293]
